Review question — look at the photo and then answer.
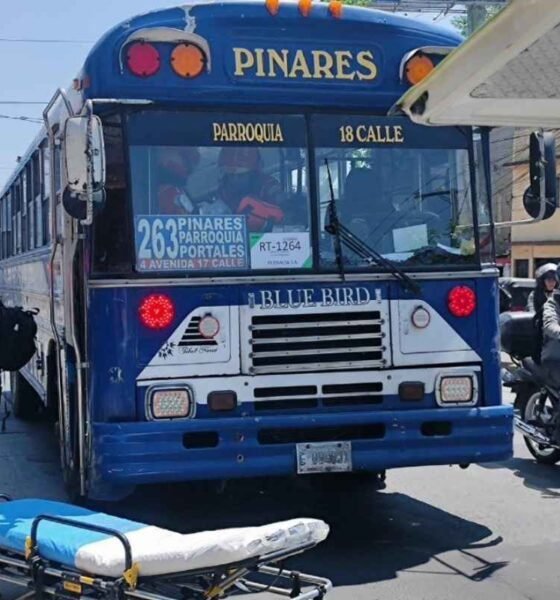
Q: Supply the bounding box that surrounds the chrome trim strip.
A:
[251,319,382,331]
[89,269,499,289]
[250,361,385,374]
[252,332,377,343]
[252,346,381,359]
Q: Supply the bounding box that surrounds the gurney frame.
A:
[0,497,332,600]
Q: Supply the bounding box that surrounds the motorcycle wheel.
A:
[518,390,560,465]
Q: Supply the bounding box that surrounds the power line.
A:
[0,37,92,44]
[0,101,46,105]
[0,114,42,124]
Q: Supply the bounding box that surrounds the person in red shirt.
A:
[156,147,200,214]
[217,147,284,232]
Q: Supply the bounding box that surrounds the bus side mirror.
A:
[523,131,557,220]
[63,115,106,196]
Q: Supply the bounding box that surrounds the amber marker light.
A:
[299,0,313,17]
[404,53,435,85]
[266,0,280,15]
[329,0,343,18]
[171,43,206,79]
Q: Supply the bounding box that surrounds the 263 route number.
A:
[137,218,178,260]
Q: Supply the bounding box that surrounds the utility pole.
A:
[466,4,489,35]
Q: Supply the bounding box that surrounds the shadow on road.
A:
[507,457,560,498]
[0,413,508,591]
[480,455,560,499]
[103,477,505,589]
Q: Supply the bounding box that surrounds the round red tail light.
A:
[448,286,476,318]
[126,42,161,77]
[139,294,175,330]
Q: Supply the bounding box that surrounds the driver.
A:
[156,147,200,214]
[217,147,284,232]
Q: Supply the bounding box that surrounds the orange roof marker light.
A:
[265,0,280,16]
[404,53,435,85]
[329,0,343,19]
[299,0,313,17]
[171,43,207,79]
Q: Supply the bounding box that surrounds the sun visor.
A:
[392,0,560,128]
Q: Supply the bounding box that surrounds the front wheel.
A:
[518,390,560,465]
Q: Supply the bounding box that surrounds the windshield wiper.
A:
[324,159,346,282]
[324,159,420,295]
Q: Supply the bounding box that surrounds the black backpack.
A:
[0,302,38,371]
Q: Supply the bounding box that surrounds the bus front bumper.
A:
[91,405,513,487]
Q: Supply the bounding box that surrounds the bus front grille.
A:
[248,311,386,374]
[253,382,384,410]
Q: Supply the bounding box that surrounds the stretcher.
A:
[0,496,331,600]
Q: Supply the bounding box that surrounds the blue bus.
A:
[0,1,513,501]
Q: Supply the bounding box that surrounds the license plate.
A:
[296,441,352,474]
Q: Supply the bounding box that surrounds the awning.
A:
[393,0,560,128]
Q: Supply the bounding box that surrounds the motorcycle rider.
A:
[540,267,560,442]
[527,263,558,365]
[526,263,558,312]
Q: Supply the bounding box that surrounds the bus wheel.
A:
[10,372,41,420]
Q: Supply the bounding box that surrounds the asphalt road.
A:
[0,388,559,600]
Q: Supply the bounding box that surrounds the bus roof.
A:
[80,1,461,112]
[2,2,462,198]
[393,0,560,128]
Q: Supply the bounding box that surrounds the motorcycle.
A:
[500,311,560,465]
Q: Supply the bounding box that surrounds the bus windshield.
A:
[312,115,479,270]
[125,110,481,275]
[128,111,311,273]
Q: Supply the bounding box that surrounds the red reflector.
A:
[126,42,160,77]
[448,286,476,318]
[139,294,175,329]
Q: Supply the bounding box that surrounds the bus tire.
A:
[45,350,59,422]
[10,372,41,420]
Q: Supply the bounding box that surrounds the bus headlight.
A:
[436,374,477,406]
[148,388,194,419]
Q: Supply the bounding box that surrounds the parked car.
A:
[499,277,535,313]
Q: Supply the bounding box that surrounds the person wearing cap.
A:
[217,147,284,232]
[156,147,200,214]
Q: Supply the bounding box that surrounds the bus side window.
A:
[21,169,28,254]
[0,196,4,259]
[13,178,22,255]
[6,192,12,258]
[27,161,35,252]
[31,151,41,250]
[41,141,50,245]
